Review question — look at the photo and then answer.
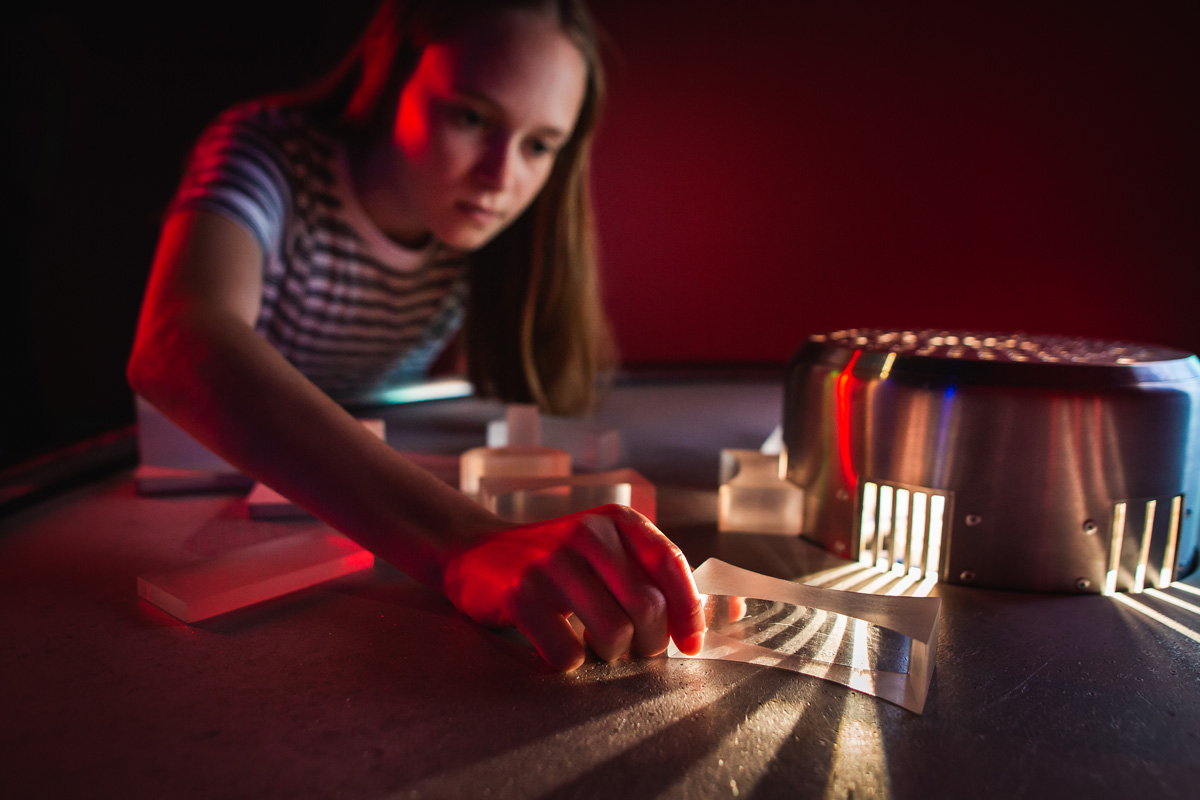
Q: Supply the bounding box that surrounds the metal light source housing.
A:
[782,329,1200,593]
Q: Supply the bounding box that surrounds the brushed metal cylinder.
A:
[782,329,1200,593]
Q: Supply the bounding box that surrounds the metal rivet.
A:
[1075,578,1092,591]
[959,570,977,583]
[833,541,847,554]
[836,490,850,501]
[965,514,983,527]
[1082,519,1098,535]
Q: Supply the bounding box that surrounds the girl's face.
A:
[370,8,588,251]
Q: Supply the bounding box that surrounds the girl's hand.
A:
[441,505,706,671]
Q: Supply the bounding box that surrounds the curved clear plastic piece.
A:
[669,559,942,714]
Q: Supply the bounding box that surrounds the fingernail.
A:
[680,631,705,655]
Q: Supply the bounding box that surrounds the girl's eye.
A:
[446,105,485,128]
[526,138,557,158]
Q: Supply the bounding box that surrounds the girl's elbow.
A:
[126,331,175,403]
[125,343,157,399]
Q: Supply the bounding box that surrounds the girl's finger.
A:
[510,587,587,671]
[536,554,635,662]
[571,516,670,656]
[602,505,707,654]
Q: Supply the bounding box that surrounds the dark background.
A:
[3,0,1197,470]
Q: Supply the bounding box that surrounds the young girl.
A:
[127,0,705,670]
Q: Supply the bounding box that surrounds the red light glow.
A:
[835,351,861,489]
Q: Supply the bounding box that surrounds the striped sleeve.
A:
[168,103,291,255]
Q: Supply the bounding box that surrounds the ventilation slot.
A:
[858,480,950,581]
[1104,495,1185,596]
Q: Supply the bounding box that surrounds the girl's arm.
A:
[128,209,705,670]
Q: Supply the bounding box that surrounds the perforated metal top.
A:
[812,329,1191,365]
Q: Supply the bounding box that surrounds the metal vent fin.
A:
[1105,495,1185,596]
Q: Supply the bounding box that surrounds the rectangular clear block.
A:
[478,468,655,524]
[718,449,802,535]
[719,483,804,535]
[137,531,374,623]
[459,446,571,496]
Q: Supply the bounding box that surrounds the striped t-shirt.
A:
[169,101,468,395]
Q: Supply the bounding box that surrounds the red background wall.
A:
[2,1,1197,467]
[587,1,1198,363]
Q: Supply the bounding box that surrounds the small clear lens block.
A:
[718,449,803,536]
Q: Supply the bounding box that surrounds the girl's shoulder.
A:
[199,100,336,160]
[171,99,345,256]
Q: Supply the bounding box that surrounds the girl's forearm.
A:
[128,304,502,590]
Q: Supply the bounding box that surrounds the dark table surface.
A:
[3,376,1198,799]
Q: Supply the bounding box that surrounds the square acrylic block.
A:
[137,531,374,623]
[478,469,656,524]
[669,559,942,714]
[500,404,543,446]
[718,449,803,535]
[459,446,571,496]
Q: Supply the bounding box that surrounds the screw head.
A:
[959,570,977,583]
[1075,578,1092,591]
[1082,519,1098,535]
[965,514,983,527]
[833,541,847,554]
[836,489,850,502]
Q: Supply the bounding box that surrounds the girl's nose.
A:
[473,132,512,190]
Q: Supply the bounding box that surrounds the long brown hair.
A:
[279,0,616,415]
